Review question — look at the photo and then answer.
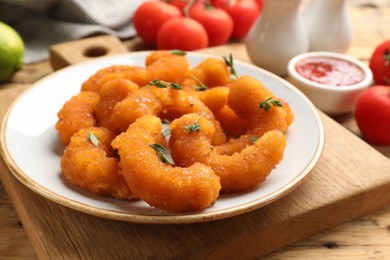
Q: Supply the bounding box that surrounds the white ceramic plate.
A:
[0,51,324,224]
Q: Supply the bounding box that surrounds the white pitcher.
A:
[245,0,308,76]
[303,0,353,53]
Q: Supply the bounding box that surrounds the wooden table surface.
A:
[1,1,390,259]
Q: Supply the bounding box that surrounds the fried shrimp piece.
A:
[110,86,226,144]
[110,86,166,132]
[181,57,231,91]
[192,87,229,113]
[169,114,286,193]
[214,105,250,138]
[146,52,189,83]
[56,91,99,146]
[81,65,149,92]
[227,76,294,137]
[145,50,180,66]
[95,78,139,132]
[112,115,221,212]
[61,127,134,200]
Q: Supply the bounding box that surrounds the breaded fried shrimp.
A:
[110,86,166,132]
[95,78,139,132]
[110,85,226,144]
[181,58,231,90]
[214,105,250,138]
[169,114,286,193]
[56,91,99,146]
[61,127,134,199]
[81,65,149,92]
[192,87,229,113]
[146,52,189,83]
[112,115,221,212]
[227,76,294,136]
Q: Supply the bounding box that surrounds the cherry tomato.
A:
[369,40,390,85]
[166,0,204,15]
[212,0,261,38]
[355,86,390,145]
[133,1,182,44]
[255,0,264,10]
[190,5,233,46]
[157,17,209,51]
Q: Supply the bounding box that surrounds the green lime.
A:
[0,22,25,82]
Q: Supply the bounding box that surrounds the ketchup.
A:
[295,56,365,86]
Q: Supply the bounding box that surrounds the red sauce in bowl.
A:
[295,56,365,86]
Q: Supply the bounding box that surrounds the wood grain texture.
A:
[1,0,390,259]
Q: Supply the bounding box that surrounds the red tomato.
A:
[157,17,209,51]
[369,40,390,85]
[190,5,233,46]
[166,0,204,15]
[212,0,261,38]
[355,86,390,145]
[255,0,264,10]
[166,0,188,12]
[133,1,182,44]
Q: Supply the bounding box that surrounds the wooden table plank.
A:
[1,0,390,259]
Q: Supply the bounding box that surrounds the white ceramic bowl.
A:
[287,51,373,114]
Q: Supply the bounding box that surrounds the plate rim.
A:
[0,51,325,224]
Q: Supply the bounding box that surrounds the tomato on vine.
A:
[369,39,390,85]
[157,17,209,50]
[211,0,261,38]
[189,4,233,46]
[133,1,182,44]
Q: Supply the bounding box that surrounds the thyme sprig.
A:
[223,53,239,79]
[170,49,186,56]
[149,143,174,165]
[88,132,99,146]
[184,113,206,134]
[250,136,258,144]
[259,97,283,111]
[190,75,209,91]
[148,80,182,90]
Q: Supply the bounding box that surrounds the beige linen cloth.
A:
[0,0,145,63]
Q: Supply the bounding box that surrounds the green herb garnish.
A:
[148,80,182,90]
[170,49,186,56]
[88,132,99,146]
[259,97,283,111]
[190,75,209,91]
[149,143,174,165]
[184,113,206,134]
[250,136,258,144]
[223,53,239,79]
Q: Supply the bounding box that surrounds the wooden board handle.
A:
[49,35,128,71]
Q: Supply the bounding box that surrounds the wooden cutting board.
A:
[1,36,390,259]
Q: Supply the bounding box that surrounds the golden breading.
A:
[146,53,189,83]
[110,86,226,145]
[181,58,231,91]
[81,65,149,92]
[95,78,138,132]
[214,105,250,138]
[192,87,229,113]
[61,127,134,200]
[56,91,99,146]
[112,115,221,212]
[227,76,294,137]
[169,113,286,193]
